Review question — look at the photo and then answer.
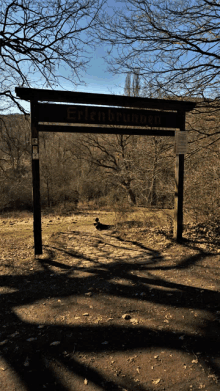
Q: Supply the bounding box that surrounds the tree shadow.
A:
[114,228,216,272]
[1,231,220,390]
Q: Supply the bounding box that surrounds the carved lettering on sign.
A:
[68,107,164,126]
[155,115,161,126]
[140,115,146,125]
[67,107,77,121]
[41,104,176,128]
[108,109,114,122]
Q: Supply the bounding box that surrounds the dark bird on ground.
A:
[94,218,110,231]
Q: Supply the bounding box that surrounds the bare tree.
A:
[124,71,140,97]
[69,133,139,205]
[39,132,80,207]
[0,114,30,176]
[96,0,220,101]
[124,72,132,97]
[0,114,32,210]
[0,0,104,112]
[92,0,220,155]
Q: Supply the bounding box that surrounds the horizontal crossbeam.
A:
[37,124,175,137]
[15,87,196,112]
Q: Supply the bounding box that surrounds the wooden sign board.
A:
[37,103,180,129]
[175,131,188,154]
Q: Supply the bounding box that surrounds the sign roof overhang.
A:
[15,87,197,112]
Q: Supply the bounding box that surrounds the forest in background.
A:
[0,87,219,226]
[0,0,220,230]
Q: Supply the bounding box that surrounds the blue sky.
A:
[19,47,126,113]
[72,49,126,96]
[54,46,126,96]
[0,0,126,114]
[15,0,127,113]
[61,0,126,97]
[19,49,126,113]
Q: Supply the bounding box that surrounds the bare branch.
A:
[0,0,105,112]
[94,0,220,100]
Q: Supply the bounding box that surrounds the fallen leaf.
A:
[152,379,161,385]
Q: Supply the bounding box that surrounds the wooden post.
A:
[31,101,42,255]
[174,112,185,241]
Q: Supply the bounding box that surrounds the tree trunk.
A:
[46,177,51,207]
[128,187,136,205]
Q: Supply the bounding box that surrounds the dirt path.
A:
[0,210,220,390]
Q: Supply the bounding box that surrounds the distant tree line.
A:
[0,0,219,224]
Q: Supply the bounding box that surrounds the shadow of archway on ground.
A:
[1,230,220,390]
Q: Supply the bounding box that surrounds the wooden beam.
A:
[15,87,197,112]
[174,112,185,241]
[31,101,42,255]
[37,124,175,137]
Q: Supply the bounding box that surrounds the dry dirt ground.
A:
[0,209,220,391]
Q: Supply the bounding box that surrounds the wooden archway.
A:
[15,87,196,255]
